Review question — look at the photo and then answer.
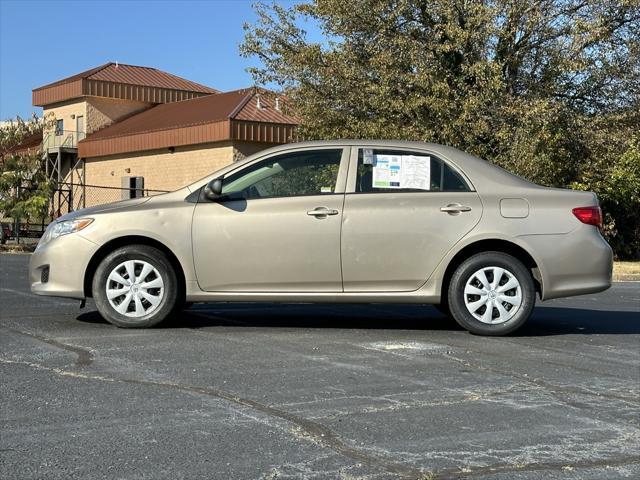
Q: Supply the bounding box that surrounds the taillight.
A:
[572,206,602,227]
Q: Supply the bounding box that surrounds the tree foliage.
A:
[0,115,52,229]
[242,0,640,258]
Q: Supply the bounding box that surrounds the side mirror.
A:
[203,177,223,201]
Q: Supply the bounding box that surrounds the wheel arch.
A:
[440,239,543,301]
[83,235,186,300]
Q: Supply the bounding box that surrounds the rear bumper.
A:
[519,226,613,301]
[29,234,100,299]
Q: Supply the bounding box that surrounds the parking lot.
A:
[1,253,639,479]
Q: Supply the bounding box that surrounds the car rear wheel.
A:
[92,245,179,328]
[447,252,535,335]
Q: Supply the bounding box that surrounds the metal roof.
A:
[34,62,218,94]
[33,63,218,107]
[77,88,299,157]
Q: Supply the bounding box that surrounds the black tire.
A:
[447,252,535,336]
[92,245,179,328]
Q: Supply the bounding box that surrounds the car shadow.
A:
[180,303,462,331]
[518,306,640,336]
[76,303,639,336]
[75,304,461,331]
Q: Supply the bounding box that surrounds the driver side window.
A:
[220,149,343,200]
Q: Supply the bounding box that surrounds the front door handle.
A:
[440,204,472,214]
[307,207,339,217]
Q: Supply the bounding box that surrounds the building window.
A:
[55,119,64,136]
[121,176,145,199]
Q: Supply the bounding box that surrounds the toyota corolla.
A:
[30,140,613,335]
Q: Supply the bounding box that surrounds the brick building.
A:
[32,63,299,211]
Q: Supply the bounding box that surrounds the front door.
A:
[192,148,348,292]
[341,147,483,292]
[76,116,85,141]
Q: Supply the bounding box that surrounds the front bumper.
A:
[30,234,100,299]
[520,225,613,301]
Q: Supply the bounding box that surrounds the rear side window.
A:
[355,149,470,193]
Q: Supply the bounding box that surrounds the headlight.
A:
[38,218,94,248]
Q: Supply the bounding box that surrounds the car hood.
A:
[53,197,152,223]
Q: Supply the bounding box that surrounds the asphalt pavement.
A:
[1,253,639,480]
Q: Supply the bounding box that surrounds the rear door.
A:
[341,147,482,292]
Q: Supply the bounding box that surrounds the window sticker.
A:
[372,154,431,190]
[373,154,402,187]
[363,148,374,165]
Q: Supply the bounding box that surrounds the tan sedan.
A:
[30,141,613,335]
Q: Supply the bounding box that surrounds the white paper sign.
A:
[402,155,431,190]
[372,154,431,190]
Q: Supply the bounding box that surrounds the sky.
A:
[0,0,301,120]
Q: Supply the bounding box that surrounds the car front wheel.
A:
[447,252,535,336]
[92,245,179,328]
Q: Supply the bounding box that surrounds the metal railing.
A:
[41,130,85,151]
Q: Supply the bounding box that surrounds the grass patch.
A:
[613,261,640,281]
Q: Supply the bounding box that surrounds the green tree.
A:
[573,135,640,258]
[241,0,640,258]
[0,115,52,242]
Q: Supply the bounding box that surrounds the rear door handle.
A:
[440,204,472,214]
[307,207,339,217]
